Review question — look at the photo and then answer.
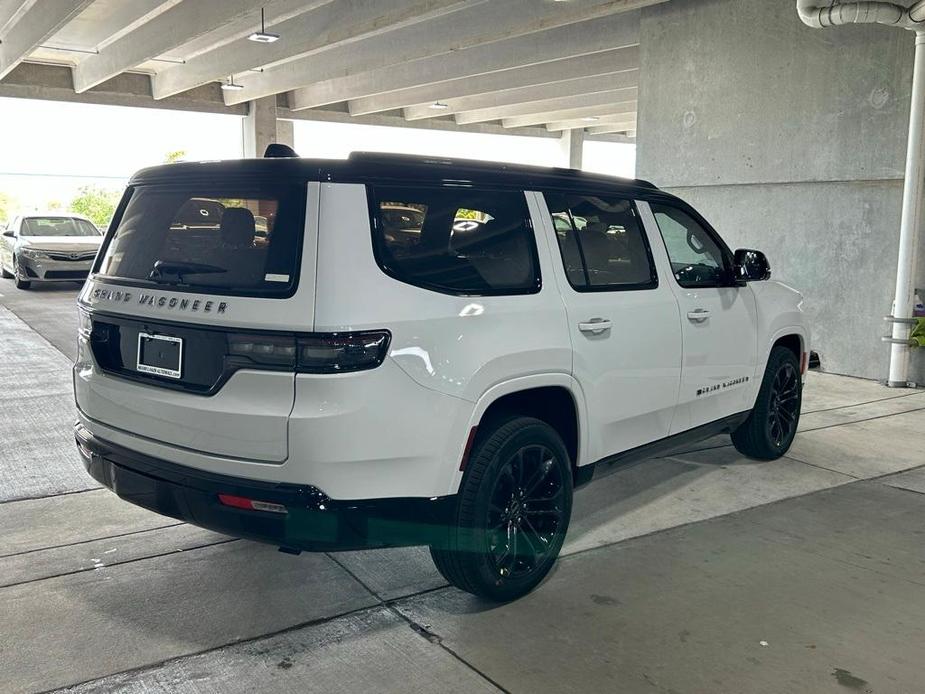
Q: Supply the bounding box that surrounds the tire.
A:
[732,346,802,460]
[430,416,573,602]
[12,256,30,289]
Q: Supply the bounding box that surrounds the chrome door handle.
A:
[687,309,711,322]
[578,318,612,334]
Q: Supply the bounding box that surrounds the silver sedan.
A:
[1,214,103,290]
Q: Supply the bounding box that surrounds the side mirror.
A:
[2,230,14,238]
[733,248,771,282]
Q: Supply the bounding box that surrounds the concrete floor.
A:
[1,277,924,693]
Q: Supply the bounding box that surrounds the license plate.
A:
[137,332,183,379]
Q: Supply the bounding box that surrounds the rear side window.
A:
[544,192,657,291]
[96,184,306,298]
[369,186,540,295]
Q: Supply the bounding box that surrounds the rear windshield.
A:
[96,184,306,297]
[22,217,100,237]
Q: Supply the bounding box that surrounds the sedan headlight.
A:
[20,248,45,259]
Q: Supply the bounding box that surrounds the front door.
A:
[640,201,758,433]
[535,191,682,463]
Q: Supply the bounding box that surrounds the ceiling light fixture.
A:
[248,8,280,43]
[221,74,245,91]
[581,116,600,122]
[430,101,450,110]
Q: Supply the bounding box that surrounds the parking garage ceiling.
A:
[0,0,657,140]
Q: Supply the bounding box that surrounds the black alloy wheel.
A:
[732,345,802,459]
[767,360,800,448]
[430,416,573,601]
[486,443,567,580]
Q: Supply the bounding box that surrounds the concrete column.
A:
[243,96,290,158]
[560,128,585,169]
[277,119,294,150]
[635,0,923,383]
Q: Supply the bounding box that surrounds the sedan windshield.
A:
[21,217,100,237]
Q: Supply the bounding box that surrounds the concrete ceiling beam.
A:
[403,69,638,121]
[503,100,637,129]
[586,124,636,136]
[545,114,637,131]
[71,0,322,93]
[454,87,637,125]
[0,0,93,80]
[152,0,470,100]
[349,47,638,117]
[286,10,642,112]
[234,1,651,107]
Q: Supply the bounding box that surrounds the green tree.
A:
[164,150,187,163]
[70,185,120,228]
[0,192,13,225]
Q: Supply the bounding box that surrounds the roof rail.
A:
[348,151,658,189]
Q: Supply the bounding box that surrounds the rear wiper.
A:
[149,260,227,284]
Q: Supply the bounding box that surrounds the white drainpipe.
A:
[797,1,925,386]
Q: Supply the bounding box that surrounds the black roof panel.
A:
[128,151,663,198]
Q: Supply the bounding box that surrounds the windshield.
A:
[96,183,306,297]
[21,217,100,237]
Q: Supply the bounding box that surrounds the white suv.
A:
[74,151,809,601]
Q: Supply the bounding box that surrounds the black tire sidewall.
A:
[455,417,573,601]
[753,347,802,455]
[13,256,30,289]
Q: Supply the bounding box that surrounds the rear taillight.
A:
[226,330,390,373]
[77,307,92,339]
[228,333,298,367]
[297,331,390,373]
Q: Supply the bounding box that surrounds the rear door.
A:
[536,191,682,462]
[639,201,758,432]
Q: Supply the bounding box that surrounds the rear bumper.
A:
[75,423,456,551]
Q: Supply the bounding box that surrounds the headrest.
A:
[220,208,256,249]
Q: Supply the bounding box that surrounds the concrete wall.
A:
[636,0,924,382]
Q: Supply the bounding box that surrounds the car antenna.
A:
[264,144,299,158]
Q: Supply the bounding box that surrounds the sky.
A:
[293,119,636,176]
[0,97,635,217]
[0,97,243,212]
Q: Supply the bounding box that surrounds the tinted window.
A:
[21,217,100,237]
[545,192,656,291]
[96,184,305,297]
[370,187,540,295]
[650,203,728,288]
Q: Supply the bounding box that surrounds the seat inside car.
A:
[213,208,266,286]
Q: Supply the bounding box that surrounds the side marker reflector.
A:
[459,426,478,471]
[218,494,288,514]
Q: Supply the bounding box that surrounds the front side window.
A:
[650,203,729,288]
[21,217,100,237]
[545,192,656,291]
[96,184,306,297]
[370,186,540,295]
